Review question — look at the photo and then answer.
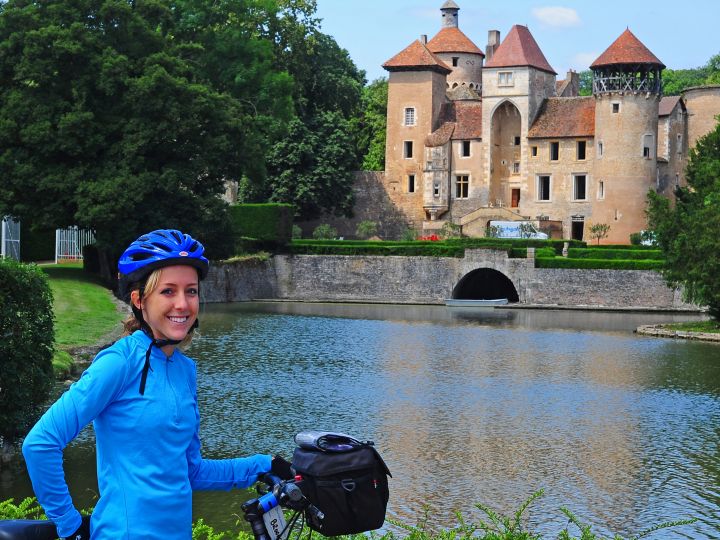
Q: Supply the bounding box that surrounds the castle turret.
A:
[591,29,664,243]
[427,1,484,92]
[382,40,452,225]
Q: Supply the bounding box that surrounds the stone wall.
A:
[203,252,696,311]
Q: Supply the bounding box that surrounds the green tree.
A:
[0,0,292,257]
[358,78,388,171]
[578,70,593,96]
[265,112,356,219]
[647,118,720,319]
[588,223,611,245]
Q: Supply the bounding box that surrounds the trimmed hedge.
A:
[289,242,465,257]
[535,257,665,270]
[590,243,659,250]
[567,248,664,261]
[0,259,54,442]
[229,204,294,247]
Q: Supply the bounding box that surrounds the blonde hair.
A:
[122,268,197,348]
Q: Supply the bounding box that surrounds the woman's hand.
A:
[271,455,294,480]
[63,515,90,540]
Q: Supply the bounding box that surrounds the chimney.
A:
[420,34,428,45]
[486,30,500,61]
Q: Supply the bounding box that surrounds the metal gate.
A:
[1,216,20,260]
[55,227,95,263]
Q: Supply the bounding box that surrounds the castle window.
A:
[498,71,514,87]
[404,141,413,158]
[576,140,586,160]
[531,146,538,157]
[537,175,551,201]
[433,180,441,197]
[598,141,604,157]
[408,174,416,193]
[550,141,559,161]
[452,57,459,67]
[461,140,471,157]
[677,134,683,154]
[642,134,653,159]
[455,175,469,198]
[598,180,605,200]
[573,174,587,201]
[612,103,620,113]
[512,162,520,174]
[514,136,521,146]
[404,108,416,126]
[675,174,680,187]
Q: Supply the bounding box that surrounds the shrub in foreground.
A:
[0,260,54,444]
[1,492,696,540]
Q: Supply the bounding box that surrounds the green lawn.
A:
[42,263,124,375]
[663,320,720,333]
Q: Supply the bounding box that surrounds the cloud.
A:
[532,6,581,28]
[572,52,600,69]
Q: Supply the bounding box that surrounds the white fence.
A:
[55,227,95,263]
[1,217,20,260]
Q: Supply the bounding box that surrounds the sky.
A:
[314,0,720,83]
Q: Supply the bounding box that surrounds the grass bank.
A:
[42,263,123,377]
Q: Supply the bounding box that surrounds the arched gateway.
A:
[451,268,519,302]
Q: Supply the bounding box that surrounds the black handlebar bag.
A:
[292,432,391,536]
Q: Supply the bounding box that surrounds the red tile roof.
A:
[590,29,665,68]
[426,101,483,146]
[383,40,452,74]
[658,96,681,116]
[484,25,556,74]
[452,101,483,139]
[426,122,455,147]
[528,97,595,138]
[427,27,484,56]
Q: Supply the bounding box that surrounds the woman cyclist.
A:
[22,229,291,539]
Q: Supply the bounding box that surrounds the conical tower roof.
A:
[590,29,665,68]
[383,39,452,74]
[427,27,484,56]
[484,25,556,74]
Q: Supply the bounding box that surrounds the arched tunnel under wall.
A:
[452,268,520,302]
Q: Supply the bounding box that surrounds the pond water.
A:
[2,303,718,538]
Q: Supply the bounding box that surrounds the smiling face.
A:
[131,265,200,350]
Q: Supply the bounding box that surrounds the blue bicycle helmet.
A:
[118,229,209,284]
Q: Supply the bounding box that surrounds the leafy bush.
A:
[312,224,338,240]
[291,225,302,240]
[401,228,418,241]
[567,248,664,261]
[355,220,378,239]
[536,257,664,270]
[229,204,294,247]
[441,222,462,239]
[0,260,54,443]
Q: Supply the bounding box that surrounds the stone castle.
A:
[380,0,720,243]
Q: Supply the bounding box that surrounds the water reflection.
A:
[2,303,718,539]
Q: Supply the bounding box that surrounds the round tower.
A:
[590,29,664,244]
[427,1,484,91]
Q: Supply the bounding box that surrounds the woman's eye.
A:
[160,288,173,295]
[187,288,199,296]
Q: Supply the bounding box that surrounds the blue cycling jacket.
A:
[22,330,271,539]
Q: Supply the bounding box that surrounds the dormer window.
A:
[452,57,459,67]
[498,71,514,87]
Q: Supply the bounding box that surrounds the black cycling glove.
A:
[270,454,294,480]
[63,515,90,540]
